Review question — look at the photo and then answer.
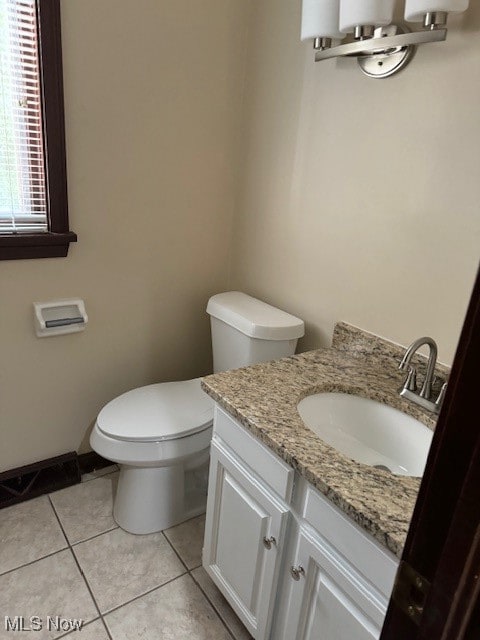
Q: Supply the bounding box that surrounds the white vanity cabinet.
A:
[278,526,382,640]
[203,406,294,639]
[203,438,289,639]
[203,406,399,640]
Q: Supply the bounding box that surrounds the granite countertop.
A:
[201,323,448,558]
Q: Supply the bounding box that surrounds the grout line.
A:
[81,469,119,484]
[100,618,113,640]
[48,495,114,639]
[164,511,205,530]
[80,466,119,484]
[189,568,237,640]
[161,530,190,573]
[70,525,119,547]
[160,518,241,638]
[0,546,70,578]
[101,571,189,617]
[101,617,114,640]
[55,616,102,639]
[161,512,206,572]
[69,545,103,616]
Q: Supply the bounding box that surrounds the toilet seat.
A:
[97,378,214,443]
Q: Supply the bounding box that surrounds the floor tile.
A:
[81,464,118,482]
[105,574,231,640]
[0,550,98,640]
[50,473,118,544]
[164,514,205,569]
[73,527,185,613]
[59,619,109,639]
[192,567,252,640]
[0,495,67,575]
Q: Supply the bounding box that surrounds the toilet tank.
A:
[206,292,305,373]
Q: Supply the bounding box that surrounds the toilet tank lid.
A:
[207,292,305,341]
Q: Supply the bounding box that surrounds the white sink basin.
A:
[297,392,433,477]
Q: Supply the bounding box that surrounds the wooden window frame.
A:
[0,0,76,260]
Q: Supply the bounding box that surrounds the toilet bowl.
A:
[90,292,304,535]
[90,378,213,534]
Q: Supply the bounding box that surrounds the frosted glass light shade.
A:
[339,0,396,33]
[301,0,344,41]
[405,0,469,21]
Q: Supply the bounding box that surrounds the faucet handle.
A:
[435,382,448,410]
[403,366,417,392]
[398,353,409,371]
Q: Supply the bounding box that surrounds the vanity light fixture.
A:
[301,0,470,78]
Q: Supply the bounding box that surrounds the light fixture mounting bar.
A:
[314,27,446,62]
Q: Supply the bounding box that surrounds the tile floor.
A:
[0,467,252,640]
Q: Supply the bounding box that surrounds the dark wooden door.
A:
[380,264,480,640]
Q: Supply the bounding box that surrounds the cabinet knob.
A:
[290,565,305,581]
[263,536,277,550]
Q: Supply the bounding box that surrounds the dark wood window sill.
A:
[0,231,77,260]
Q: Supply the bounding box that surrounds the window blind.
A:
[0,0,47,234]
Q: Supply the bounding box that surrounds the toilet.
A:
[90,291,304,534]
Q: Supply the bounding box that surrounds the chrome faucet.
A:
[398,337,447,414]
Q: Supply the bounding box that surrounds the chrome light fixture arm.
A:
[314,27,446,60]
[314,24,447,78]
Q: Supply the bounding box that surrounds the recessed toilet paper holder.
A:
[33,298,88,337]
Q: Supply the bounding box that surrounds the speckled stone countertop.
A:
[201,323,449,558]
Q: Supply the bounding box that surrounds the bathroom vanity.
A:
[201,323,447,640]
[203,405,398,640]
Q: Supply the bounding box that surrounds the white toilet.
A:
[90,292,304,534]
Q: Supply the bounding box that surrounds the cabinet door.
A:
[203,439,289,640]
[281,528,386,640]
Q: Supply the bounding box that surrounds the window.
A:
[0,0,76,260]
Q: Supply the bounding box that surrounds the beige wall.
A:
[2,0,479,473]
[230,0,480,366]
[0,0,251,471]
